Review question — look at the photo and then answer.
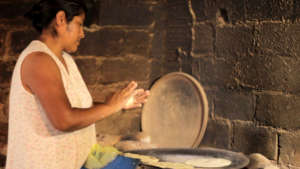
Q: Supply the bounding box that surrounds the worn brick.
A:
[8,30,38,57]
[192,24,214,57]
[100,57,150,84]
[232,121,278,160]
[192,58,236,89]
[203,89,214,119]
[75,58,101,85]
[84,0,100,26]
[166,25,192,62]
[149,3,167,60]
[215,90,255,121]
[77,29,151,57]
[191,0,245,23]
[98,0,155,26]
[0,61,15,88]
[216,24,254,59]
[294,0,300,20]
[0,103,7,124]
[191,0,206,21]
[162,60,180,74]
[279,131,300,166]
[0,154,5,167]
[0,88,9,124]
[0,104,4,123]
[0,123,7,136]
[256,94,300,129]
[245,0,293,21]
[0,29,6,57]
[95,108,141,135]
[88,82,139,103]
[200,119,231,149]
[149,59,163,84]
[150,27,166,59]
[215,0,246,23]
[255,23,300,58]
[0,1,34,19]
[166,0,192,26]
[234,54,300,93]
[0,18,32,29]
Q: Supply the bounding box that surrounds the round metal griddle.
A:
[128,147,249,169]
[142,72,208,148]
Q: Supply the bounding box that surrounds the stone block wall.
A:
[0,0,300,168]
[189,0,300,168]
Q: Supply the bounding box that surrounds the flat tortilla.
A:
[145,161,194,169]
[123,153,159,164]
[185,157,232,168]
[123,153,194,169]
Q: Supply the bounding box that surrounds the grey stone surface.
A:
[191,0,206,21]
[149,59,163,84]
[232,121,278,160]
[166,25,192,62]
[200,119,232,149]
[214,90,255,121]
[192,58,236,89]
[77,28,151,57]
[0,1,34,19]
[98,0,155,26]
[75,58,101,85]
[192,24,214,57]
[233,53,300,93]
[256,94,300,129]
[255,23,300,58]
[165,0,191,62]
[245,0,293,21]
[0,29,6,57]
[279,130,300,167]
[203,89,214,119]
[0,88,9,124]
[294,0,300,20]
[161,60,180,74]
[8,30,38,57]
[166,0,192,26]
[218,0,246,23]
[0,61,15,88]
[216,24,254,59]
[191,0,245,23]
[100,58,150,83]
[88,83,129,103]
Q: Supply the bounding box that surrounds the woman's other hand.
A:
[105,81,138,111]
[123,88,150,110]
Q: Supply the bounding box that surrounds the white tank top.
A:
[6,40,96,169]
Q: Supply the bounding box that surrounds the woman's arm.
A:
[21,52,145,132]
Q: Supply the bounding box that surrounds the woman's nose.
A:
[80,28,85,39]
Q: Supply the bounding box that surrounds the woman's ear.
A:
[55,10,67,27]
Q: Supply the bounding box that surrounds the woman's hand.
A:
[123,89,150,110]
[105,81,138,112]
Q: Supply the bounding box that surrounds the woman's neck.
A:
[39,33,64,58]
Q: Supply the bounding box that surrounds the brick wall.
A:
[0,0,300,168]
[189,0,300,168]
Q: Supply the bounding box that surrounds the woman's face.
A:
[62,13,85,53]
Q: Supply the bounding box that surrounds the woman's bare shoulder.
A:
[23,51,54,65]
[21,51,61,83]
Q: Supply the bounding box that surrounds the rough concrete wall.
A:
[187,0,300,168]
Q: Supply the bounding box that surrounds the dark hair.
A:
[24,0,87,33]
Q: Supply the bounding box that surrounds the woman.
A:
[6,0,149,169]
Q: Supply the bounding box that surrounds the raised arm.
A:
[21,52,143,132]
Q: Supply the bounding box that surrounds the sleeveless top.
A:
[6,40,96,169]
